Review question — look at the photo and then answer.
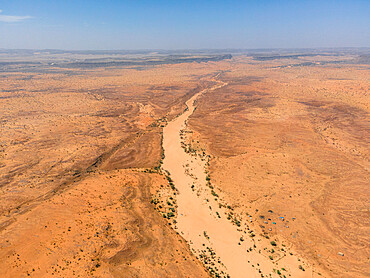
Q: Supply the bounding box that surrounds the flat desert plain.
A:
[0,51,369,277]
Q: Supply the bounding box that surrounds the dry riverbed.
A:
[161,77,316,278]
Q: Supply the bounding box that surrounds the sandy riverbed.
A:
[162,78,313,277]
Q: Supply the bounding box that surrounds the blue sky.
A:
[0,0,369,50]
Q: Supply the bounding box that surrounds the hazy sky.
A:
[0,0,369,50]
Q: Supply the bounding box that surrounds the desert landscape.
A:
[0,49,369,277]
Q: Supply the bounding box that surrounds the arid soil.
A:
[0,62,219,277]
[162,77,313,278]
[189,55,369,277]
[0,52,369,277]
